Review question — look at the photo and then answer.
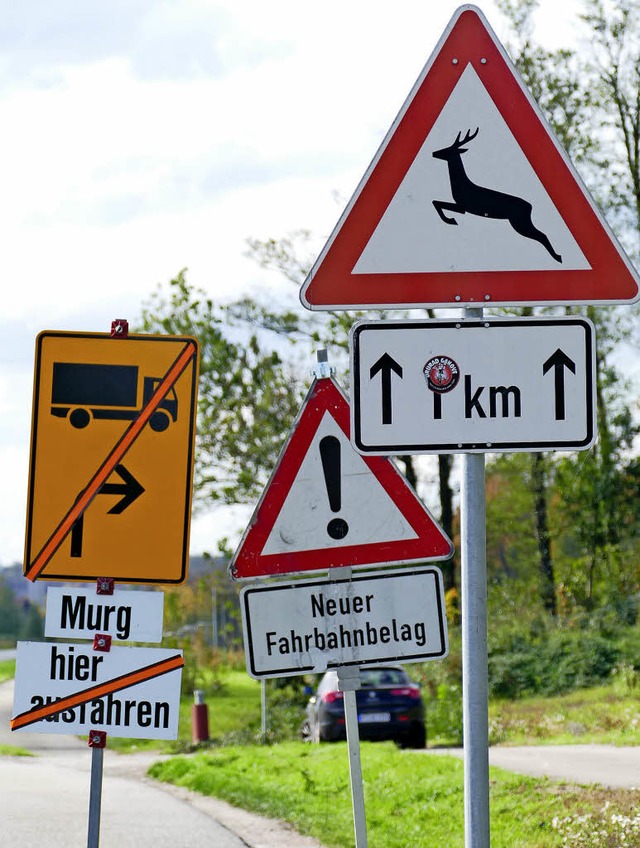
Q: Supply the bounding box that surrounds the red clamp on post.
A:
[93,634,112,652]
[88,730,107,749]
[96,577,114,595]
[110,319,129,338]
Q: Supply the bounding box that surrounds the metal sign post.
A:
[87,731,107,848]
[337,666,368,848]
[461,307,490,848]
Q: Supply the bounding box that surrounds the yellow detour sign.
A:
[24,331,200,584]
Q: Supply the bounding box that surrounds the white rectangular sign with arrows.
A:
[350,318,596,454]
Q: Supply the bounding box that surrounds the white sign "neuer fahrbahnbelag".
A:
[241,567,448,679]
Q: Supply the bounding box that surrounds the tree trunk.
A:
[531,452,556,616]
[438,454,456,592]
[398,456,418,491]
[397,454,457,592]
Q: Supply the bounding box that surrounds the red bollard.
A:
[192,690,209,743]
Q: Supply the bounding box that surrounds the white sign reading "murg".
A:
[44,587,164,642]
[241,567,448,678]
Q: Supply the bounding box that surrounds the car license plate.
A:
[359,712,390,723]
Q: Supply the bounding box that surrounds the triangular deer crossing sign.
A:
[300,5,639,310]
[229,377,453,580]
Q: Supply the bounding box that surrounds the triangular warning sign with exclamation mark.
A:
[229,377,453,579]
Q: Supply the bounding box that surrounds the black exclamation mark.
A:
[319,435,349,540]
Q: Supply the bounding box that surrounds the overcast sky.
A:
[0,0,586,567]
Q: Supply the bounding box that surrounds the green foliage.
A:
[552,805,640,848]
[485,453,541,587]
[488,631,617,698]
[0,744,34,757]
[0,659,16,682]
[0,582,43,642]
[261,678,311,743]
[497,0,597,165]
[489,679,640,745]
[581,0,640,257]
[138,270,306,506]
[425,684,463,746]
[486,615,634,699]
[491,1,640,620]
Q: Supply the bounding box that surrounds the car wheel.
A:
[319,726,336,743]
[300,719,313,742]
[406,723,426,749]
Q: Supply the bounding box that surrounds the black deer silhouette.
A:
[432,128,562,263]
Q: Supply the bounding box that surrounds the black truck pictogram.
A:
[50,362,178,431]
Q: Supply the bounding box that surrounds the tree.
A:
[493,0,640,615]
[582,0,640,260]
[552,306,639,608]
[0,582,43,641]
[138,270,307,507]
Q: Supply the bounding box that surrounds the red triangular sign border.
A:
[229,377,453,579]
[300,5,639,309]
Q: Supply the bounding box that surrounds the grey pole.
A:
[261,679,267,737]
[461,306,490,848]
[87,745,104,848]
[212,584,218,648]
[337,665,368,848]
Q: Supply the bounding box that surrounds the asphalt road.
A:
[0,679,324,848]
[436,745,640,789]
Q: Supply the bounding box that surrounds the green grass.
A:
[489,683,640,746]
[0,659,33,755]
[109,669,640,753]
[0,659,15,683]
[107,668,262,753]
[4,654,640,843]
[0,744,33,757]
[148,741,640,848]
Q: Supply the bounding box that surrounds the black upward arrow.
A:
[99,464,145,514]
[71,464,145,557]
[543,348,576,421]
[370,353,403,425]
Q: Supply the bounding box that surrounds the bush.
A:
[426,683,463,745]
[488,628,621,698]
[261,679,311,742]
[488,650,543,699]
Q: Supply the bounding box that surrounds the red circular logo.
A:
[423,356,460,393]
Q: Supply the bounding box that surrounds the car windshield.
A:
[360,668,409,687]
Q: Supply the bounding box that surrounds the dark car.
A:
[301,664,426,749]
